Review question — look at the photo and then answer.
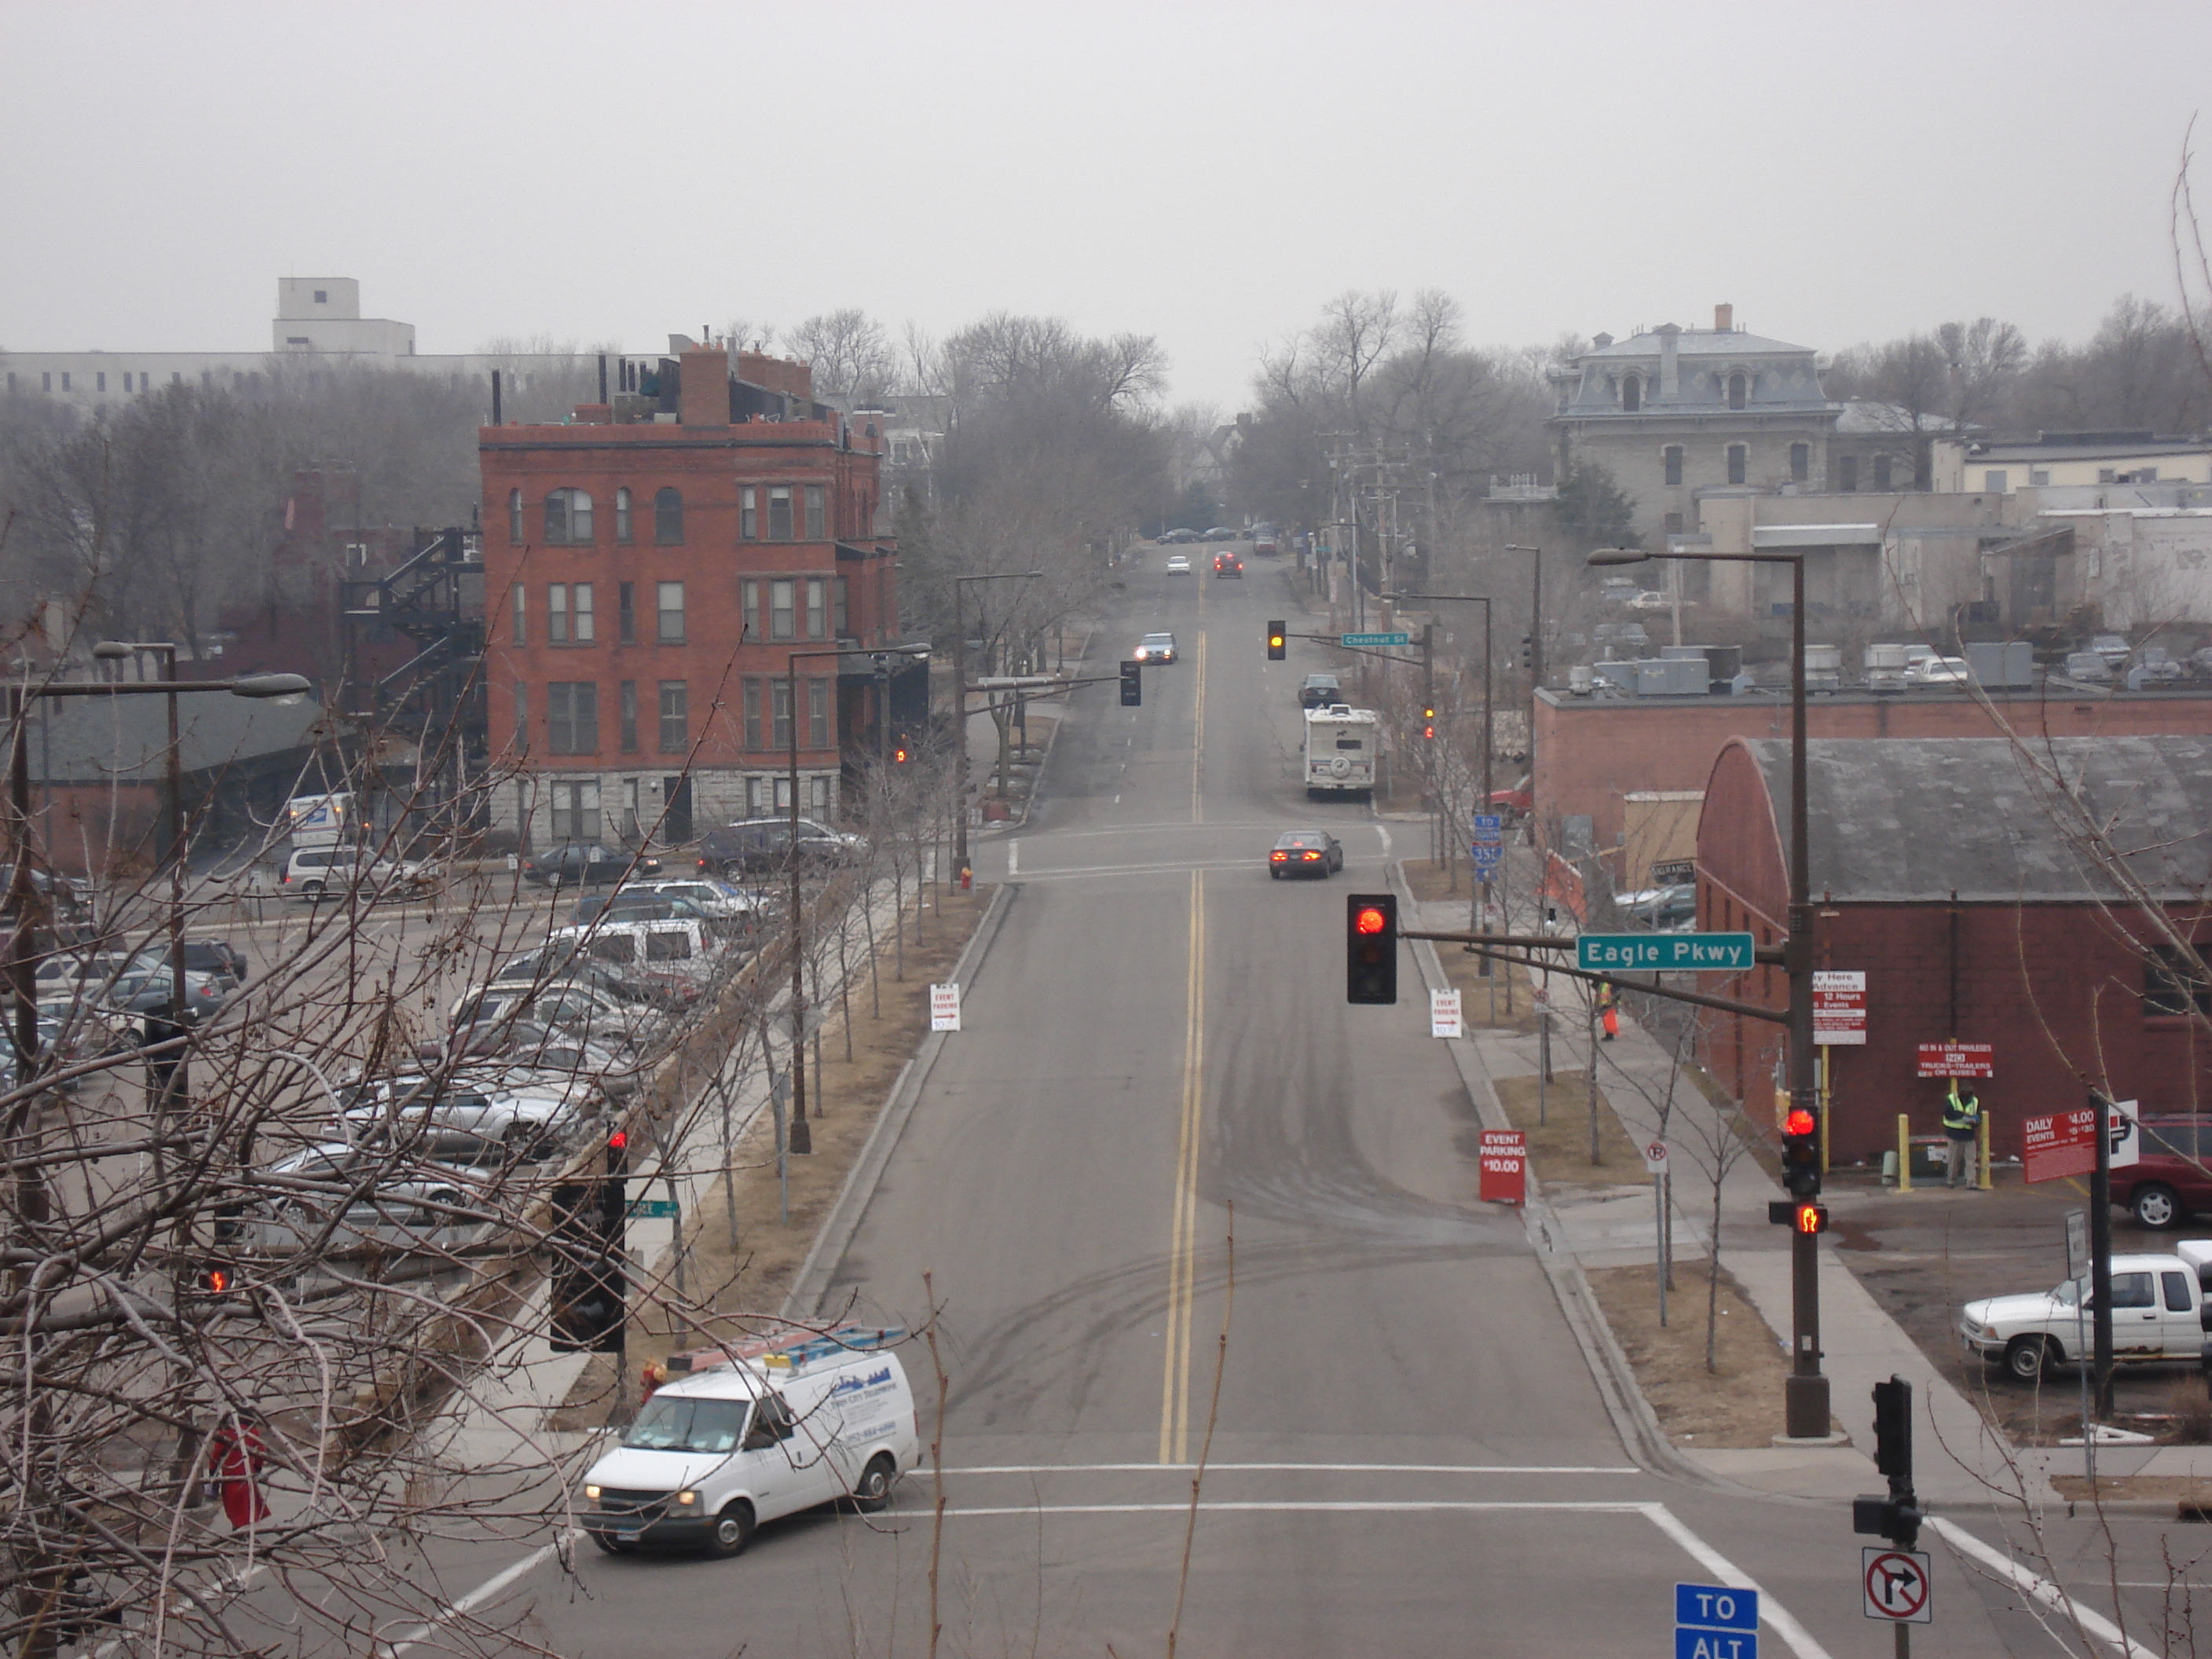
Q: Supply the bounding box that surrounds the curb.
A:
[782,881,1019,1320]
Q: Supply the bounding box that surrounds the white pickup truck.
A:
[1959,1244,2212,1381]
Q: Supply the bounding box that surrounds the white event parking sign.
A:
[929,983,962,1032]
[1430,989,1463,1039]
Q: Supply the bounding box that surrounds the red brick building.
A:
[1695,735,2212,1165]
[479,342,903,846]
[1535,684,2212,887]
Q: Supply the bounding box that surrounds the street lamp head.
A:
[1586,548,1652,567]
[230,673,312,705]
[90,642,132,661]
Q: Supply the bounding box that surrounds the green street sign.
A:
[628,1198,679,1218]
[1341,632,1412,647]
[1577,932,1756,972]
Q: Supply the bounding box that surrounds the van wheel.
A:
[705,1500,755,1558]
[588,1530,635,1555]
[2133,1183,2185,1230]
[2005,1335,2056,1382]
[849,1454,898,1514]
[301,881,324,901]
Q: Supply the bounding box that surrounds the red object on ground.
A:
[1478,1130,1526,1206]
[207,1421,272,1528]
[959,864,973,891]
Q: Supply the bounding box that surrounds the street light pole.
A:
[950,571,1041,881]
[783,643,927,1155]
[1588,544,1826,1439]
[1387,591,1494,947]
[1504,546,1541,797]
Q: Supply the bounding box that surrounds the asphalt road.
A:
[404,548,2212,1657]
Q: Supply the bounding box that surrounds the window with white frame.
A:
[548,584,569,644]
[809,775,831,812]
[511,584,526,647]
[740,485,757,540]
[767,485,794,540]
[573,582,595,643]
[808,677,830,748]
[806,577,827,639]
[550,778,602,843]
[770,679,793,749]
[508,489,523,542]
[771,579,796,640]
[657,681,687,753]
[615,487,633,543]
[546,682,599,753]
[657,581,684,644]
[805,485,826,540]
[544,489,594,544]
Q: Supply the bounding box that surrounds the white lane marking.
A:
[1375,824,1392,857]
[1008,840,1020,876]
[1640,1503,1833,1659]
[382,1533,570,1657]
[941,1463,1639,1475]
[940,1500,1647,1516]
[1929,1514,2163,1659]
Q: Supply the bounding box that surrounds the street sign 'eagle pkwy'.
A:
[1577,932,1756,972]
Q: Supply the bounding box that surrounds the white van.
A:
[579,1328,917,1557]
[284,792,356,850]
[546,918,720,993]
[1303,705,1380,800]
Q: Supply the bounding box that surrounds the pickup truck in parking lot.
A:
[1960,1247,2212,1379]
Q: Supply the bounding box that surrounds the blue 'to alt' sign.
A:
[1675,1583,1758,1659]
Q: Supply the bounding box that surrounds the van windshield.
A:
[623,1395,751,1454]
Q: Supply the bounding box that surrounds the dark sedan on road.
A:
[522,844,662,888]
[1268,830,1345,879]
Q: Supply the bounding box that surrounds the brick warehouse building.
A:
[1694,735,2212,1165]
[1534,682,2212,889]
[480,342,908,848]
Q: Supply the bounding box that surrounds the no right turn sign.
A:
[1862,1547,1932,1624]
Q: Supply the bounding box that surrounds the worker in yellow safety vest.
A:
[1942,1078,1982,1188]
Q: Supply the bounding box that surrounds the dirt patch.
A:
[1589,1262,1799,1447]
[1401,857,1541,1032]
[549,884,989,1428]
[1493,1070,1651,1189]
[2052,1475,2212,1504]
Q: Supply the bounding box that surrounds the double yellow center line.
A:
[1159,866,1205,1464]
[1159,624,1210,1462]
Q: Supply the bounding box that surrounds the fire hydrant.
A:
[958,864,973,892]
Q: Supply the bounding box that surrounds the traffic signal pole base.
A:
[1783,1374,1833,1441]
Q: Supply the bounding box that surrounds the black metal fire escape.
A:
[339,526,487,830]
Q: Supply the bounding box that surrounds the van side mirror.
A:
[742,1423,778,1452]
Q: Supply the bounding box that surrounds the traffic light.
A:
[1119,660,1142,707]
[1421,704,1437,741]
[1854,1375,1921,1547]
[1346,893,1398,1005]
[1519,632,1533,668]
[1781,1104,1822,1197]
[549,1178,627,1354]
[891,738,910,764]
[1266,621,1287,661]
[190,1265,236,1298]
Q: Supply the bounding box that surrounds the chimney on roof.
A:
[1714,302,1734,333]
[1657,323,1682,399]
[1593,332,1613,350]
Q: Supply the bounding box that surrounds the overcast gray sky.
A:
[5,0,2210,409]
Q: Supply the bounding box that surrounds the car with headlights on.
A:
[1134,632,1177,665]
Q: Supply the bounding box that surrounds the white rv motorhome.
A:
[1303,705,1379,800]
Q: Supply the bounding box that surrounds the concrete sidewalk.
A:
[1398,871,2056,1515]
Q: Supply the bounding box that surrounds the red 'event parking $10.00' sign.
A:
[1479,1130,1525,1206]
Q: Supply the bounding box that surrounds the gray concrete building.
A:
[1547,303,1841,544]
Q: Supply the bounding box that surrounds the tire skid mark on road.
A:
[1159,867,1205,1464]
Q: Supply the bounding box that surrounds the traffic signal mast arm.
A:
[1397,926,1791,1025]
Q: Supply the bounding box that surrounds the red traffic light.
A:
[1784,1108,1816,1138]
[1794,1203,1829,1235]
[198,1266,232,1295]
[1354,905,1389,936]
[607,1130,628,1151]
[893,746,909,763]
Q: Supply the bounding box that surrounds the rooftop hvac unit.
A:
[1626,657,1708,697]
[1965,641,2034,688]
